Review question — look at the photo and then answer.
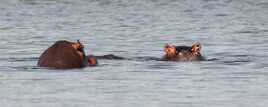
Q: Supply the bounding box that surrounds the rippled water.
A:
[1,0,268,107]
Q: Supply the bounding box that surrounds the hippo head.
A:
[163,43,202,61]
[38,40,87,69]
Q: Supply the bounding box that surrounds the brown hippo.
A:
[162,43,204,61]
[38,40,97,69]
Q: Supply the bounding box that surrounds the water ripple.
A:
[1,0,268,107]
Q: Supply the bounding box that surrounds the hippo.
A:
[162,43,204,61]
[38,40,97,69]
[93,54,125,60]
[85,54,124,66]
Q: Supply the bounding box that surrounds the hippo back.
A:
[38,40,86,69]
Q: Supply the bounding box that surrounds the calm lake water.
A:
[1,0,268,107]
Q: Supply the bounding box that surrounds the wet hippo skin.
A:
[37,40,88,69]
[162,43,204,61]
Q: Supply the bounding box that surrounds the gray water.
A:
[1,0,268,107]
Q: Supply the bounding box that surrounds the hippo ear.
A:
[164,44,170,49]
[77,40,82,46]
[191,43,201,53]
[164,43,177,53]
[164,44,174,51]
[77,40,81,44]
[72,40,84,51]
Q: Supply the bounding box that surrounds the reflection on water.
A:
[0,0,268,107]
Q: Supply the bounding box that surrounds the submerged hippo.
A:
[86,54,124,66]
[38,40,97,69]
[93,54,125,60]
[162,43,204,61]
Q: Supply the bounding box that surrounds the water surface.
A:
[0,0,268,107]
